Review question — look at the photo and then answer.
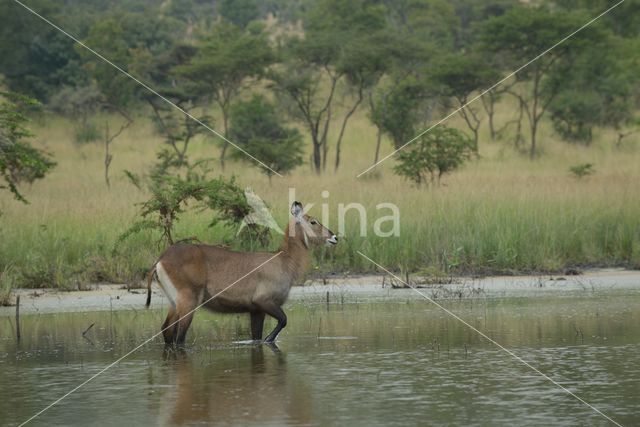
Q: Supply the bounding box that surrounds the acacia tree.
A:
[80,18,136,186]
[333,31,389,171]
[481,7,604,158]
[431,52,498,152]
[175,21,273,168]
[0,92,55,203]
[271,0,387,174]
[129,41,211,168]
[228,95,303,182]
[548,35,639,145]
[366,1,456,165]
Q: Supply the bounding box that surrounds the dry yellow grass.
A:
[1,96,639,288]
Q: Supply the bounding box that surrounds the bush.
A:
[119,153,271,251]
[569,163,595,179]
[393,126,474,186]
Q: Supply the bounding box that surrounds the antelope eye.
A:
[310,220,318,225]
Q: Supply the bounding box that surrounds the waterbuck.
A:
[146,201,338,345]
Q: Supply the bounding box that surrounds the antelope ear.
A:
[290,201,304,219]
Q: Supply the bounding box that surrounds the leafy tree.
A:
[333,28,389,170]
[371,76,432,150]
[481,7,605,158]
[0,92,55,203]
[129,41,209,168]
[175,21,273,168]
[548,36,639,144]
[365,4,447,165]
[0,0,86,101]
[228,95,303,181]
[271,0,388,173]
[80,18,137,186]
[384,0,459,51]
[219,0,261,28]
[393,126,473,186]
[431,52,498,151]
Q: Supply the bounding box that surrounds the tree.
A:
[176,21,273,168]
[0,92,55,203]
[219,0,261,28]
[271,0,388,174]
[131,41,209,168]
[393,126,473,186]
[228,95,303,181]
[0,0,86,101]
[548,36,639,145]
[365,2,451,165]
[333,29,389,171]
[372,76,433,150]
[481,7,605,158]
[80,18,136,186]
[431,52,498,151]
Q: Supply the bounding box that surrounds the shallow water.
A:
[1,290,639,426]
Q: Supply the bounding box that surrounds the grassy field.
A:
[1,98,639,294]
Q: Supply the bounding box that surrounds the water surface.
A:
[1,289,639,426]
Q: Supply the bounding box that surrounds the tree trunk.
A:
[104,121,112,188]
[529,71,541,159]
[481,95,496,140]
[311,129,322,175]
[457,104,480,153]
[334,88,363,172]
[373,126,382,165]
[220,110,229,170]
[312,140,322,174]
[529,120,537,159]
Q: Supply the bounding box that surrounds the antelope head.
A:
[290,201,338,248]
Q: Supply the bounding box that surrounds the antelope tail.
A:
[146,265,157,308]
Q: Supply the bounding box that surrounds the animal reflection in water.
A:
[157,344,313,426]
[146,201,338,345]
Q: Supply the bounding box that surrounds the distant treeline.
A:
[1,0,639,172]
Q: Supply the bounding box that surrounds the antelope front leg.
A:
[255,302,287,343]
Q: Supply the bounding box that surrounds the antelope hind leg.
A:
[162,307,179,345]
[250,311,266,341]
[175,296,199,346]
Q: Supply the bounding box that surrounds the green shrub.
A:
[393,126,474,186]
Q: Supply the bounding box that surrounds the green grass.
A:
[1,100,639,292]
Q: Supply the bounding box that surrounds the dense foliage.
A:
[229,94,304,180]
[0,92,55,203]
[1,0,638,175]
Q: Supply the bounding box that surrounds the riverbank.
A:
[2,268,639,316]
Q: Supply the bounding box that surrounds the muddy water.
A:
[1,290,639,426]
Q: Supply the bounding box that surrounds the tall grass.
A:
[1,102,639,290]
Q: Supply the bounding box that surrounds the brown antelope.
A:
[146,201,338,345]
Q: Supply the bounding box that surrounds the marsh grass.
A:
[1,100,639,289]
